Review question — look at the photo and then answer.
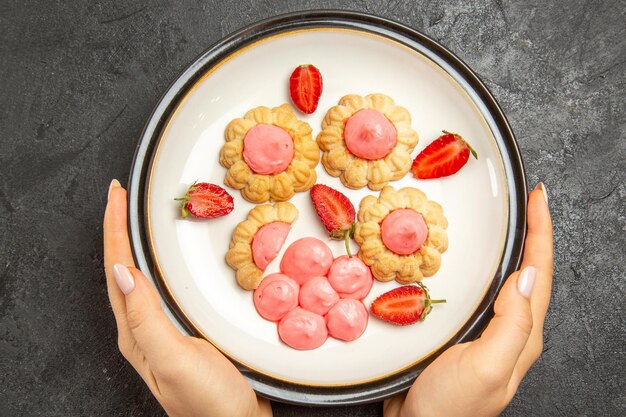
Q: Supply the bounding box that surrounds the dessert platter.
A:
[127,11,527,405]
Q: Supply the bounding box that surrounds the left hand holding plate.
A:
[104,179,272,417]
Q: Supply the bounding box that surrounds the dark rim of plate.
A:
[127,9,527,406]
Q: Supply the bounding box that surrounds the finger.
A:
[103,179,135,337]
[465,265,537,386]
[257,398,273,417]
[383,395,406,417]
[112,264,185,365]
[521,183,553,324]
[511,183,553,384]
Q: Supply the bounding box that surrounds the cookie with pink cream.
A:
[226,202,298,290]
[316,94,419,190]
[219,104,320,203]
[354,186,448,284]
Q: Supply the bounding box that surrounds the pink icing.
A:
[327,255,374,299]
[278,307,328,350]
[326,298,368,341]
[243,124,294,175]
[251,222,291,270]
[280,238,333,285]
[298,276,340,316]
[343,109,397,160]
[253,273,299,322]
[381,209,428,255]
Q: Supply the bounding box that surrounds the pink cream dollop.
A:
[278,307,328,350]
[251,221,291,270]
[243,123,294,175]
[280,237,333,285]
[327,255,374,299]
[253,273,299,322]
[298,276,340,316]
[343,109,397,160]
[326,298,369,341]
[381,209,428,255]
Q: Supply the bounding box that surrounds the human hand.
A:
[104,179,272,417]
[384,183,553,417]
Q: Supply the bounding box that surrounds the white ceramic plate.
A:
[129,11,526,405]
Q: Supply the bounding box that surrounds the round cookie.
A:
[353,186,448,284]
[317,94,419,190]
[220,104,319,203]
[225,202,298,290]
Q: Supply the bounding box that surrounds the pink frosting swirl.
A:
[326,298,368,341]
[298,276,340,316]
[243,123,294,174]
[343,109,397,160]
[327,255,373,299]
[280,237,333,285]
[253,273,299,322]
[251,221,291,270]
[381,209,428,255]
[278,307,328,350]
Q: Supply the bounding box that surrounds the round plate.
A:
[128,10,526,406]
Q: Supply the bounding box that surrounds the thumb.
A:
[466,266,537,384]
[112,264,185,364]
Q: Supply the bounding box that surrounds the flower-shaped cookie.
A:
[317,94,419,190]
[353,186,448,284]
[219,104,319,203]
[226,202,298,290]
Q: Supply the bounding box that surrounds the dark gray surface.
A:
[1,0,624,416]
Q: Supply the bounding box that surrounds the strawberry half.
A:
[411,131,478,179]
[289,64,323,114]
[370,283,446,325]
[174,182,234,219]
[310,184,356,256]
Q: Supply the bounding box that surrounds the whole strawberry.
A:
[370,283,446,325]
[174,182,234,219]
[289,64,323,114]
[411,131,477,179]
[310,184,356,256]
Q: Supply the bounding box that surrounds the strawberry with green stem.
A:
[174,182,234,219]
[411,130,478,179]
[310,184,356,257]
[370,282,446,325]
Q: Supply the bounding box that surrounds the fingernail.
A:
[113,264,135,295]
[517,266,537,299]
[536,182,549,205]
[108,179,121,201]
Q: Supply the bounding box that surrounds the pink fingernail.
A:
[537,182,549,205]
[113,264,135,295]
[517,266,536,299]
[108,179,121,201]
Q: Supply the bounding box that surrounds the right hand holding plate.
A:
[384,183,553,417]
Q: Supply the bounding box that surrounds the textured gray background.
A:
[1,0,625,416]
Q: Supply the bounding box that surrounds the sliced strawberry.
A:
[310,184,356,256]
[311,184,355,232]
[370,283,446,325]
[289,64,323,114]
[411,131,478,179]
[174,182,234,219]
